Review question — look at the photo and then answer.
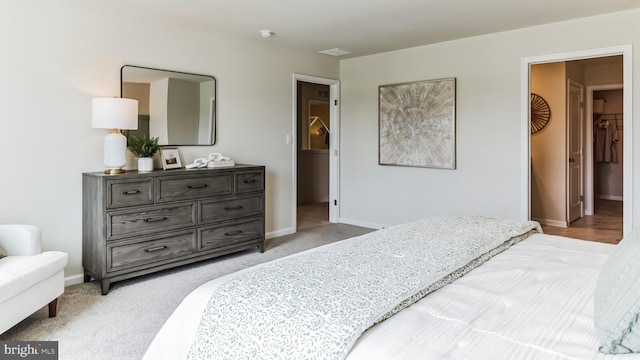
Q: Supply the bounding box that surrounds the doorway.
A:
[293,74,340,231]
[564,86,625,243]
[522,46,632,241]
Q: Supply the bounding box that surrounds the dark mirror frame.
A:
[120,65,217,146]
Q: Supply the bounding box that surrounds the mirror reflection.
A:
[121,65,216,146]
[306,100,330,150]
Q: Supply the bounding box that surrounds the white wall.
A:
[199,81,216,144]
[167,78,199,144]
[149,78,170,141]
[0,1,338,281]
[339,9,640,229]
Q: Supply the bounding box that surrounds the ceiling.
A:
[116,0,640,58]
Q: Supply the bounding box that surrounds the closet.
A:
[593,89,623,207]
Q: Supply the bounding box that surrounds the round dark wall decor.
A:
[530,93,551,134]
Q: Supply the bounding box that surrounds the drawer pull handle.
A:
[144,217,167,223]
[144,246,167,253]
[123,190,140,195]
[224,230,243,236]
[187,184,208,189]
[243,179,257,184]
[225,206,243,211]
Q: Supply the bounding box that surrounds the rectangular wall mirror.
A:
[121,65,216,146]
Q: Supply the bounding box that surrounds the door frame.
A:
[292,74,341,229]
[520,45,633,235]
[585,83,624,216]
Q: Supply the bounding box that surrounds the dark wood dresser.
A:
[82,165,265,294]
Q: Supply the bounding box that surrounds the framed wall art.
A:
[160,147,182,170]
[379,77,456,169]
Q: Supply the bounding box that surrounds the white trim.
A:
[266,227,295,239]
[623,49,633,235]
[329,83,340,223]
[339,217,385,230]
[585,83,623,216]
[65,274,84,287]
[520,56,531,221]
[293,74,341,229]
[521,44,633,235]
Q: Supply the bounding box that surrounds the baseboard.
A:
[599,195,623,201]
[339,217,384,230]
[532,217,568,228]
[266,227,295,240]
[65,274,85,287]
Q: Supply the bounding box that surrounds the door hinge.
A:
[580,195,584,201]
[334,199,338,206]
[334,99,338,106]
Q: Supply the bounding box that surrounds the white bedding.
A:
[143,233,640,360]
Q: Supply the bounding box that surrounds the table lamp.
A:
[91,97,139,174]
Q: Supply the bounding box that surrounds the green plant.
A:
[127,135,160,158]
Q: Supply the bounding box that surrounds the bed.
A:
[143,216,640,359]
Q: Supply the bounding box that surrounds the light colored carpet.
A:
[0,217,372,360]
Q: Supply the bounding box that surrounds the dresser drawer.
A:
[157,173,232,202]
[83,166,265,295]
[106,179,153,209]
[199,195,264,224]
[235,170,264,194]
[107,202,196,240]
[199,218,263,250]
[107,231,196,272]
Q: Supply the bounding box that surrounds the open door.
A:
[567,80,583,223]
[522,45,632,236]
[293,74,340,230]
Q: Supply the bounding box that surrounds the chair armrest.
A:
[0,224,42,256]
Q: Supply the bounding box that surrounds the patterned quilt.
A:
[187,216,541,360]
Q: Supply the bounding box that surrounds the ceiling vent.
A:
[318,48,353,56]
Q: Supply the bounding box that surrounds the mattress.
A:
[143,233,640,360]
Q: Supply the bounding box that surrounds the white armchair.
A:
[0,224,68,335]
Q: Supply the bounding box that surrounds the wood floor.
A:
[541,199,623,244]
[298,200,623,245]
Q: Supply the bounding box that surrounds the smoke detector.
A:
[259,30,274,38]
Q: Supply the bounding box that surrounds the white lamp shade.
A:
[92,97,139,130]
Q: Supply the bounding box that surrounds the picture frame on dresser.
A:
[160,147,182,170]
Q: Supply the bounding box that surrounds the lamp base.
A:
[103,130,128,175]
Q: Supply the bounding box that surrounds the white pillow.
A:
[594,231,640,354]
